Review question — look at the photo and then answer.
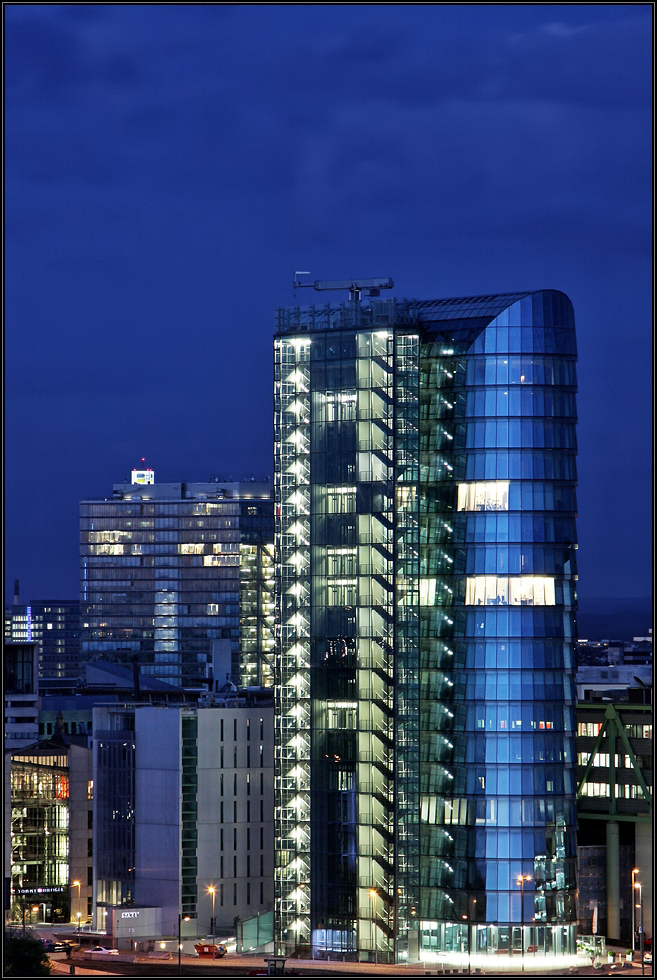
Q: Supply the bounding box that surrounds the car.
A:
[42,942,56,952]
[90,946,119,955]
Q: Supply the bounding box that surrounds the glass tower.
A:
[80,480,274,689]
[274,290,578,968]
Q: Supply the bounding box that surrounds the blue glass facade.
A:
[274,290,578,967]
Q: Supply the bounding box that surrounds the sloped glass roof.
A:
[414,291,531,322]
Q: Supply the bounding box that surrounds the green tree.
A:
[4,932,52,977]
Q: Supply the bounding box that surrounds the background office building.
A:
[92,698,274,942]
[576,698,652,945]
[80,476,274,690]
[274,289,578,967]
[4,642,40,747]
[5,591,80,680]
[8,735,93,926]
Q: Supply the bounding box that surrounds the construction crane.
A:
[293,273,394,302]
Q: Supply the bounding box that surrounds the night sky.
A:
[5,4,652,607]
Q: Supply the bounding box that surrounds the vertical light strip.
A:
[274,337,312,951]
[356,328,396,961]
[394,333,421,958]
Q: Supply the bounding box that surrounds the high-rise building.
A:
[274,289,579,968]
[80,477,274,690]
[4,591,80,680]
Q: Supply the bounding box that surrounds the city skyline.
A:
[5,4,652,605]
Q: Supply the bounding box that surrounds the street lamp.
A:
[72,880,81,938]
[632,868,640,953]
[178,913,190,975]
[635,881,645,977]
[207,886,216,960]
[369,890,378,965]
[516,874,532,973]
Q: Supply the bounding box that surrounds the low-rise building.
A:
[92,693,274,948]
[576,699,652,945]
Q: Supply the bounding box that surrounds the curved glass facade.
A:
[274,290,578,969]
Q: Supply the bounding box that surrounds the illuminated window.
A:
[577,722,602,737]
[327,488,357,514]
[204,554,239,566]
[326,701,357,729]
[179,543,204,554]
[458,481,509,511]
[465,576,555,605]
[327,580,357,606]
[88,780,93,800]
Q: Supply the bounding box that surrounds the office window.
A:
[465,575,556,606]
[458,481,510,512]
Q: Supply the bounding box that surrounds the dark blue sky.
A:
[5,4,652,604]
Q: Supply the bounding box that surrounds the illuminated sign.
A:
[131,469,154,485]
[16,886,66,895]
[121,911,140,919]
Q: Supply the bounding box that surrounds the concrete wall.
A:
[196,705,275,936]
[68,744,93,923]
[134,708,181,938]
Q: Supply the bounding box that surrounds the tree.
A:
[4,932,52,976]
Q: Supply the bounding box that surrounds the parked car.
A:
[90,946,119,955]
[194,942,227,959]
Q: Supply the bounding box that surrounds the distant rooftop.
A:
[83,661,185,691]
[80,478,274,503]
